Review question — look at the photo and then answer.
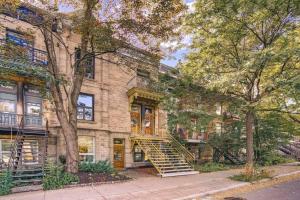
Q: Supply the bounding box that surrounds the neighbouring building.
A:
[0,4,198,183]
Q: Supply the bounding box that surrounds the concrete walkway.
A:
[1,164,299,200]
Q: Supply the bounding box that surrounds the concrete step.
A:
[161,170,199,177]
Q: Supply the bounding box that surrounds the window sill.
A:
[78,120,97,124]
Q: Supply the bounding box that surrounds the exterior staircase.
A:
[8,117,48,186]
[279,141,300,161]
[131,134,199,177]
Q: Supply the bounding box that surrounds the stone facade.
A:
[0,6,167,169]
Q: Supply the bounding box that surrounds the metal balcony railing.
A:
[0,39,48,66]
[0,112,43,128]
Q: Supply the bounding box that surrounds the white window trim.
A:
[79,136,95,163]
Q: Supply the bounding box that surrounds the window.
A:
[77,93,94,121]
[137,69,150,78]
[78,136,95,162]
[75,48,95,79]
[133,145,144,162]
[0,140,13,165]
[24,85,43,126]
[216,102,222,115]
[6,29,33,47]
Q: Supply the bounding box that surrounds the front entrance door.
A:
[130,104,154,135]
[113,139,125,169]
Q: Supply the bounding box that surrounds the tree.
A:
[182,0,300,173]
[1,0,185,173]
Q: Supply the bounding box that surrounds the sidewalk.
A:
[1,164,299,200]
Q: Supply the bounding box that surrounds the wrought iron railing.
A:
[166,132,196,165]
[0,39,48,66]
[0,112,43,128]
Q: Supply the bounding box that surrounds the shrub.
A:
[258,152,295,166]
[79,160,115,174]
[0,170,13,196]
[43,163,79,190]
[194,162,230,173]
[230,168,272,182]
[58,155,66,165]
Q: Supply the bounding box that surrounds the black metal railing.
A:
[0,112,43,128]
[0,39,48,66]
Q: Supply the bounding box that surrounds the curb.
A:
[173,170,300,200]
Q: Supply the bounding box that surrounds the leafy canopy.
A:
[182,0,300,111]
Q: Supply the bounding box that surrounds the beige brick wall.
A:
[0,14,168,168]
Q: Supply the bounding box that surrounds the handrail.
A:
[0,39,48,66]
[166,132,195,165]
[8,116,24,170]
[0,112,44,128]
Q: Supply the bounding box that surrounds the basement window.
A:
[133,145,144,162]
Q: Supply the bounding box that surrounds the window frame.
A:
[0,139,13,164]
[78,136,95,163]
[133,145,144,162]
[77,93,94,121]
[74,48,95,79]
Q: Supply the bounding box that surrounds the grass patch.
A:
[194,162,231,173]
[230,169,272,182]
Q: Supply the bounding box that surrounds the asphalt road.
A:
[232,179,300,200]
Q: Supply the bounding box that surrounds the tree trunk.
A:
[62,123,79,173]
[245,110,255,175]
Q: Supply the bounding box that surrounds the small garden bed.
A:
[230,168,272,182]
[76,172,130,184]
[193,162,241,173]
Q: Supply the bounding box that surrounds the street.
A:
[233,178,300,200]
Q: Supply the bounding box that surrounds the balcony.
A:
[0,39,48,68]
[0,112,44,131]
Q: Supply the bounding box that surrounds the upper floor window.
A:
[137,69,150,79]
[6,29,33,47]
[0,81,17,114]
[77,93,94,121]
[75,48,95,79]
[4,6,43,24]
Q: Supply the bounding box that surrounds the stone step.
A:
[161,171,199,177]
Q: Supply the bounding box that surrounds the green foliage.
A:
[79,160,115,174]
[0,171,13,196]
[209,120,246,163]
[230,168,272,182]
[58,155,66,165]
[43,163,79,190]
[258,152,295,166]
[194,162,230,173]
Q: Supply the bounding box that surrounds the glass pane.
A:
[77,94,93,107]
[78,136,94,154]
[0,99,16,113]
[26,102,41,115]
[84,108,93,120]
[114,139,124,144]
[77,111,83,120]
[2,140,12,151]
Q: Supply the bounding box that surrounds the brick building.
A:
[0,4,197,182]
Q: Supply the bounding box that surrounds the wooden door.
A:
[130,104,141,134]
[113,139,125,169]
[143,107,154,135]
